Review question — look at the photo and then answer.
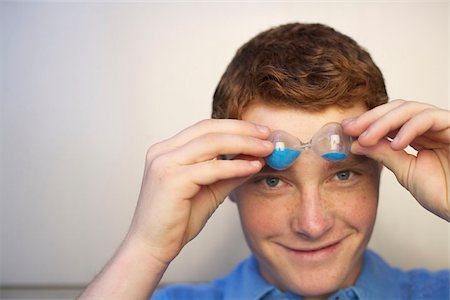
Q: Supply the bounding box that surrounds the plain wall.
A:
[1,1,448,287]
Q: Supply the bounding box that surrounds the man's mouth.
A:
[281,240,342,261]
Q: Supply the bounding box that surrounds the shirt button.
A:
[345,289,357,299]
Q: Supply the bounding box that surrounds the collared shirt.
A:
[151,249,450,300]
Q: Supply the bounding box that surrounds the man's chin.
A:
[261,252,361,297]
[288,279,345,299]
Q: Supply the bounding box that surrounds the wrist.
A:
[121,230,172,274]
[80,232,170,299]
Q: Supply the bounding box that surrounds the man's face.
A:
[235,102,380,297]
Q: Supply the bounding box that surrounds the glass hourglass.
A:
[265,122,352,170]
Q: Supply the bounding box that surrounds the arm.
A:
[79,119,274,299]
[343,100,449,221]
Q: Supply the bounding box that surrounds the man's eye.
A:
[335,170,351,181]
[265,176,281,187]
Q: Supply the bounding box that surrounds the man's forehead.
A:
[241,102,367,140]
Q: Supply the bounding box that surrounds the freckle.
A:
[286,203,294,214]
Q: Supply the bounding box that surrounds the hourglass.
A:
[265,122,352,170]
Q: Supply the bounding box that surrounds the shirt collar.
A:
[219,255,278,300]
[219,249,404,300]
[350,249,404,299]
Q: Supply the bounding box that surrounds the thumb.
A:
[351,138,414,188]
[211,156,265,203]
[186,171,257,242]
[212,170,259,203]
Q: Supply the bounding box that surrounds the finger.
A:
[350,138,413,186]
[147,156,264,204]
[147,119,271,161]
[185,169,258,243]
[342,99,407,136]
[350,101,436,147]
[391,108,450,150]
[352,139,449,221]
[187,158,266,232]
[408,135,438,151]
[187,158,264,186]
[188,174,251,227]
[173,158,264,201]
[169,133,274,165]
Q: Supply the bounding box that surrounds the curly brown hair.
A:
[212,23,388,119]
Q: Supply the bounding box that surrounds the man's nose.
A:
[290,187,334,240]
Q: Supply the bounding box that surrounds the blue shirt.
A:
[152,249,449,300]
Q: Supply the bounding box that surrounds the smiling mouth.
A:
[294,242,339,252]
[282,240,342,259]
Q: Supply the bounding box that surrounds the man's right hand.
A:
[128,119,274,267]
[79,119,273,299]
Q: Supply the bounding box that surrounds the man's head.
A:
[212,23,387,297]
[212,23,387,119]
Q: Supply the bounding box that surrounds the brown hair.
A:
[212,23,388,119]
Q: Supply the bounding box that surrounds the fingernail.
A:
[262,140,274,148]
[351,142,365,155]
[250,160,262,168]
[360,130,369,138]
[256,125,270,135]
[351,147,364,155]
[391,136,403,150]
[341,118,356,127]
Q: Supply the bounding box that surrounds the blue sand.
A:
[322,152,347,161]
[266,148,301,170]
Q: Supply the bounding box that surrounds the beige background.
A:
[1,0,449,290]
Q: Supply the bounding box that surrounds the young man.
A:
[80,23,449,299]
